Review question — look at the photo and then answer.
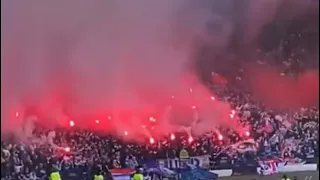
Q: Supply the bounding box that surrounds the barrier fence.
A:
[153,155,319,177]
[59,155,318,179]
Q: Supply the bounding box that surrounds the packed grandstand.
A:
[1,1,319,180]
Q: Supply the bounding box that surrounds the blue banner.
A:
[157,155,210,170]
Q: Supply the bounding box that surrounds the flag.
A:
[231,139,257,153]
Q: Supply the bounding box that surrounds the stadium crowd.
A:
[1,7,319,180]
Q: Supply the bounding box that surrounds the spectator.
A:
[1,2,318,180]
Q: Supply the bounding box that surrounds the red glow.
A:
[149,116,156,122]
[8,77,238,142]
[229,114,234,119]
[170,133,175,140]
[69,120,75,127]
[149,137,155,144]
[211,72,228,84]
[65,147,70,152]
[218,134,223,141]
[247,67,318,109]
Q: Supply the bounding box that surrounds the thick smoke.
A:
[1,0,235,137]
[246,66,319,109]
[1,0,317,140]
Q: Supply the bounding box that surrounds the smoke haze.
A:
[1,0,231,136]
[1,0,318,139]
